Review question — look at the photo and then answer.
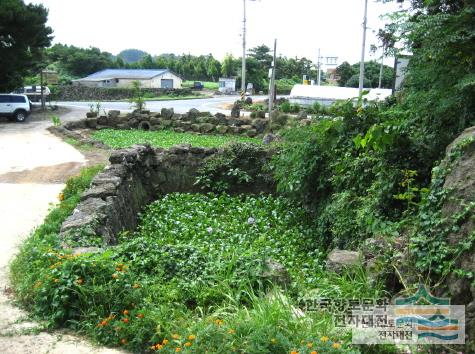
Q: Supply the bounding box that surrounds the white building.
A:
[218,78,236,94]
[289,85,393,106]
[73,69,182,89]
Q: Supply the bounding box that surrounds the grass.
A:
[183,81,219,90]
[141,94,212,102]
[91,129,261,149]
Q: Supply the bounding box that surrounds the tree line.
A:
[1,0,395,91]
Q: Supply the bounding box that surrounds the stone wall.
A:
[50,85,193,101]
[60,144,274,247]
[78,108,270,138]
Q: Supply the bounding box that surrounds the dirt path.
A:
[0,110,123,353]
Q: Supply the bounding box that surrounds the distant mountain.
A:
[118,49,150,64]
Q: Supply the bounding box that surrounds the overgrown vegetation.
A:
[91,129,261,149]
[11,184,380,352]
[9,0,475,352]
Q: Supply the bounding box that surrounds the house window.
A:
[116,79,119,83]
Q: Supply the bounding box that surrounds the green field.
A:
[92,129,261,149]
[183,81,219,90]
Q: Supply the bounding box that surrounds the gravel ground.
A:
[0,109,124,353]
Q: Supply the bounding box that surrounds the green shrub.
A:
[195,142,273,192]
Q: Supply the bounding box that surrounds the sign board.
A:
[42,70,59,85]
[394,56,410,91]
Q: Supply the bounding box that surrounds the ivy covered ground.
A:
[11,169,384,353]
[92,129,261,149]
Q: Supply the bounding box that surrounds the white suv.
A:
[0,94,31,122]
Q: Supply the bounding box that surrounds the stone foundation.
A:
[60,144,274,246]
[75,108,270,138]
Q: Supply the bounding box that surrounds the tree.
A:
[139,54,156,69]
[335,62,355,87]
[118,49,149,64]
[221,54,236,78]
[248,45,272,69]
[345,74,371,88]
[48,44,114,78]
[0,0,52,91]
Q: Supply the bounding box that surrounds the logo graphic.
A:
[350,284,465,344]
[392,284,464,343]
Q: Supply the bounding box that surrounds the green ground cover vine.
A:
[92,129,261,149]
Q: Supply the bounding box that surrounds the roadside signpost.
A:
[40,70,58,110]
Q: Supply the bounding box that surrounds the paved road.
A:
[56,95,255,115]
[0,110,124,353]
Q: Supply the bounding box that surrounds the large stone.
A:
[108,110,120,119]
[252,119,268,134]
[191,124,200,132]
[199,123,215,133]
[326,249,362,273]
[260,258,291,287]
[246,129,258,137]
[85,118,97,129]
[188,108,200,119]
[86,112,97,118]
[437,126,475,342]
[216,125,228,134]
[160,120,172,128]
[215,113,228,125]
[231,101,241,118]
[262,133,278,145]
[161,107,174,119]
[97,115,109,126]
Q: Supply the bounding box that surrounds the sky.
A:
[30,0,404,66]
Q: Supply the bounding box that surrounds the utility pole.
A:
[358,0,369,98]
[378,54,384,88]
[241,0,247,95]
[317,48,322,86]
[268,39,277,115]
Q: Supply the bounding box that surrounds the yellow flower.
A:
[184,342,192,347]
[290,351,299,354]
[188,334,196,341]
[300,340,305,344]
[320,336,329,342]
[332,342,341,349]
[227,329,236,334]
[58,192,65,201]
[214,319,224,325]
[112,273,119,279]
[162,339,169,345]
[133,283,141,289]
[175,348,182,353]
[155,344,163,350]
[310,351,318,354]
[270,338,277,344]
[172,334,180,340]
[53,278,60,283]
[307,342,313,348]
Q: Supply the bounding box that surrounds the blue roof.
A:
[81,69,170,80]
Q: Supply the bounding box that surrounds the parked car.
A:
[193,81,204,90]
[12,85,50,102]
[0,94,31,122]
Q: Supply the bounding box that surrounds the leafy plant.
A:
[92,129,260,149]
[51,115,61,126]
[129,80,146,112]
